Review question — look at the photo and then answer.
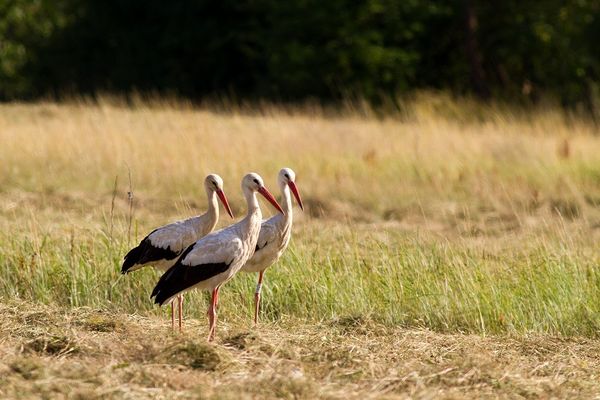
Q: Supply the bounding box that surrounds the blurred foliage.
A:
[0,0,598,109]
[0,0,71,98]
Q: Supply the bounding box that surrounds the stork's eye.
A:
[212,181,218,187]
[253,179,259,184]
[284,174,290,179]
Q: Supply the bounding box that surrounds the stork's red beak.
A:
[287,181,304,211]
[216,189,234,219]
[258,186,285,214]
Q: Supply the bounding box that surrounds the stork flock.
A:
[121,169,303,341]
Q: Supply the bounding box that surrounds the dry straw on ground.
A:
[1,301,599,399]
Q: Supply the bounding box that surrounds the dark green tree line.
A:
[0,0,598,109]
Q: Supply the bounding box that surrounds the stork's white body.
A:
[242,184,294,274]
[158,203,262,305]
[122,174,231,275]
[238,168,304,324]
[122,174,233,332]
[130,210,220,272]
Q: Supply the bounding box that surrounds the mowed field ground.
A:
[1,96,600,398]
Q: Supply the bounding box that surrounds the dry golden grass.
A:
[2,96,600,224]
[1,300,600,399]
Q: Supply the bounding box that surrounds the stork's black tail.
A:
[121,245,143,274]
[151,246,231,306]
[150,264,181,306]
[121,232,180,274]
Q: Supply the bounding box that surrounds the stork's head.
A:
[205,174,224,192]
[278,168,304,211]
[242,172,284,214]
[204,174,234,219]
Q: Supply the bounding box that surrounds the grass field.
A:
[1,95,600,398]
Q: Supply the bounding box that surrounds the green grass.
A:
[2,211,599,337]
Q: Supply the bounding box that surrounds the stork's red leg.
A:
[254,271,264,324]
[207,286,220,342]
[171,302,175,331]
[178,294,184,333]
[207,299,214,341]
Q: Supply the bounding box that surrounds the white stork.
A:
[151,173,284,341]
[122,173,234,331]
[241,168,303,323]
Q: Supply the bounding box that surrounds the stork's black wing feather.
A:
[150,245,231,306]
[121,230,180,274]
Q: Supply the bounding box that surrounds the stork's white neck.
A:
[243,186,260,216]
[206,187,219,213]
[192,187,219,235]
[237,187,262,244]
[280,183,293,217]
[202,185,218,218]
